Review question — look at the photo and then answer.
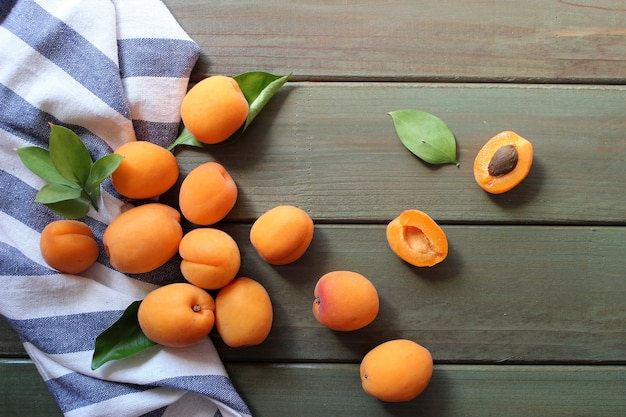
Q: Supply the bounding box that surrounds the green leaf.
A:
[35,183,82,204]
[234,71,291,131]
[168,71,291,150]
[16,146,76,186]
[49,124,93,185]
[389,109,459,166]
[91,301,157,370]
[86,153,124,193]
[44,197,91,219]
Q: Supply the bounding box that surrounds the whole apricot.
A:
[474,130,533,194]
[110,141,179,199]
[138,283,216,347]
[181,75,249,145]
[39,220,99,274]
[386,209,448,267]
[249,205,314,265]
[215,277,273,348]
[312,270,379,331]
[102,203,182,274]
[360,339,433,402]
[179,162,238,225]
[179,228,241,290]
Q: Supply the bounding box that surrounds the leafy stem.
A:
[17,124,123,219]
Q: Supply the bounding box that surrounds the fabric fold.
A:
[0,1,251,416]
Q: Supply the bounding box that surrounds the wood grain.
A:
[165,82,626,224]
[4,225,623,363]
[164,0,626,83]
[2,359,625,417]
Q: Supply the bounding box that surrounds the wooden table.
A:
[2,1,625,415]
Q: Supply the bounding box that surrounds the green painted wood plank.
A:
[225,363,626,417]
[2,359,624,417]
[166,82,626,224]
[0,359,62,417]
[164,0,626,83]
[5,225,622,363]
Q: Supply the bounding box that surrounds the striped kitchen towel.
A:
[0,1,251,416]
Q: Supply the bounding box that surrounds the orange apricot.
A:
[39,220,99,274]
[110,141,179,199]
[180,75,249,145]
[138,283,216,347]
[178,161,238,225]
[215,277,273,348]
[179,228,241,290]
[386,209,448,267]
[474,130,533,194]
[249,205,314,265]
[360,339,433,402]
[102,203,182,274]
[312,270,379,331]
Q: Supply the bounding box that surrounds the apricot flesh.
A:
[250,205,314,265]
[215,277,273,348]
[138,283,216,347]
[181,75,249,145]
[39,220,99,274]
[386,209,448,267]
[179,228,241,290]
[102,203,183,274]
[360,339,433,402]
[179,161,238,225]
[110,141,179,199]
[312,270,379,331]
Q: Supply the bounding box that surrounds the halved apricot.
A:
[386,210,448,267]
[474,130,533,194]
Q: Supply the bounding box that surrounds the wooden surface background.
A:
[1,1,625,416]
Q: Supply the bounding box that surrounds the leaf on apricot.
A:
[91,300,156,370]
[168,71,292,150]
[389,109,459,166]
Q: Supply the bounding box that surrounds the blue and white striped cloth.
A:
[0,1,251,416]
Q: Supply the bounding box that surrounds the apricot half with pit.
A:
[474,130,533,194]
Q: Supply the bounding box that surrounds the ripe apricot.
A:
[102,203,182,274]
[180,75,249,145]
[312,270,379,331]
[360,339,433,402]
[110,141,179,199]
[474,130,533,194]
[215,277,273,348]
[179,161,238,225]
[138,283,216,347]
[386,209,448,267]
[249,205,314,265]
[39,220,99,274]
[179,228,241,289]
